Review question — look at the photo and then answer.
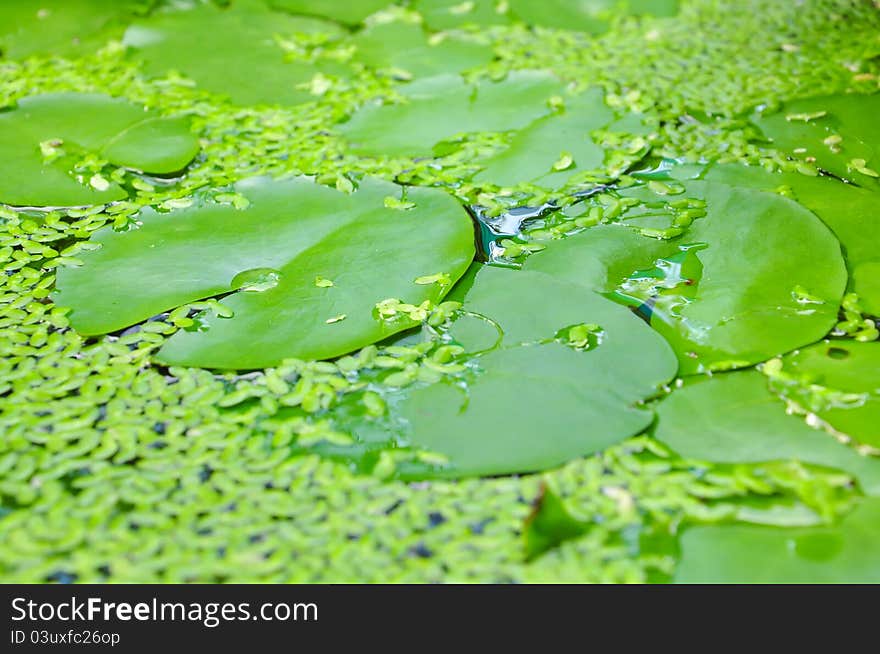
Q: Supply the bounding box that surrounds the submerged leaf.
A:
[523,483,591,561]
[0,93,199,207]
[54,177,475,368]
[653,370,880,495]
[675,498,880,583]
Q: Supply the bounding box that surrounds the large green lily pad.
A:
[0,93,199,207]
[776,340,880,450]
[399,265,678,477]
[415,0,513,30]
[351,20,495,78]
[268,0,391,25]
[508,0,679,34]
[526,177,847,374]
[474,87,615,189]
[675,498,880,583]
[123,0,346,106]
[702,163,880,315]
[654,370,880,495]
[339,71,563,157]
[54,176,475,368]
[0,0,148,59]
[754,93,880,189]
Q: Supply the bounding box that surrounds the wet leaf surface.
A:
[55,177,475,368]
[754,93,880,189]
[526,174,847,373]
[0,93,199,207]
[702,163,880,315]
[398,265,678,477]
[775,340,880,450]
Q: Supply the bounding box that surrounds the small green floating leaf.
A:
[339,71,564,158]
[675,498,880,583]
[0,93,199,207]
[54,177,475,368]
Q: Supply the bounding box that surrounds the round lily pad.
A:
[0,93,199,207]
[339,70,564,157]
[702,163,880,316]
[399,265,678,477]
[0,0,146,59]
[754,92,880,189]
[54,176,475,369]
[473,87,616,189]
[675,498,880,583]
[526,176,847,374]
[123,0,348,106]
[351,20,495,78]
[654,370,880,495]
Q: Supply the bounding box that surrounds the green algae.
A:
[0,0,879,584]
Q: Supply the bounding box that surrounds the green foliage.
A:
[675,498,880,583]
[1,0,879,583]
[399,266,677,477]
[55,177,475,367]
[0,93,199,206]
[123,0,346,106]
[339,71,564,157]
